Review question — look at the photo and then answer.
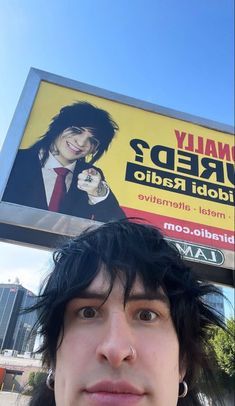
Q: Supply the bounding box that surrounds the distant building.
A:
[0,283,37,353]
[206,288,225,319]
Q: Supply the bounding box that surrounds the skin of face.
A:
[53,127,97,166]
[54,270,185,406]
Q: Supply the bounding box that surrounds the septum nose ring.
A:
[129,345,136,359]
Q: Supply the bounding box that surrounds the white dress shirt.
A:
[41,152,109,206]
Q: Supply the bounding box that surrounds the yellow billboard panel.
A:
[2,75,234,252]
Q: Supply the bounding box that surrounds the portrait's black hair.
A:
[30,101,118,166]
[29,220,226,406]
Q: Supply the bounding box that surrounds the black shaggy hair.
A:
[29,220,225,406]
[30,101,119,166]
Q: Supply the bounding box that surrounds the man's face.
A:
[53,127,99,166]
[55,270,184,406]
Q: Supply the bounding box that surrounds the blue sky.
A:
[0,0,234,147]
[0,0,234,314]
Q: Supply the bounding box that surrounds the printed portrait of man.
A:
[3,102,125,222]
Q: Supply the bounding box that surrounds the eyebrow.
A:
[69,126,94,134]
[83,126,96,134]
[74,290,170,308]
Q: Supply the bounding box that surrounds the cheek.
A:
[56,331,83,367]
[142,335,180,405]
[140,329,180,380]
[56,136,69,151]
[54,333,86,405]
[55,327,95,375]
[83,145,94,156]
[54,138,62,152]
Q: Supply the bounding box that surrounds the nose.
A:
[96,312,137,368]
[73,133,87,147]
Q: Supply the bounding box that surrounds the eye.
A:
[70,126,82,134]
[137,309,158,322]
[77,307,98,319]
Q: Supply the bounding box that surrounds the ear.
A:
[50,135,61,155]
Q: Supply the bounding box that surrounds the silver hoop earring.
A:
[46,368,54,391]
[178,380,188,398]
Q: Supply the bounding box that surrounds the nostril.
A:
[74,140,84,147]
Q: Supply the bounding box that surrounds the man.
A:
[29,220,224,406]
[3,102,125,222]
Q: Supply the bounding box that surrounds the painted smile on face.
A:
[53,127,99,166]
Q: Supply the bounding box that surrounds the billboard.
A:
[0,68,234,276]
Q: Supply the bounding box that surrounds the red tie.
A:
[48,168,70,212]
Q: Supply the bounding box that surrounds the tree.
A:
[27,371,47,391]
[28,371,35,388]
[211,318,235,378]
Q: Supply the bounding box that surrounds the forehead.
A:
[86,268,142,293]
[82,268,169,307]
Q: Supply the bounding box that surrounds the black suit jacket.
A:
[3,149,125,222]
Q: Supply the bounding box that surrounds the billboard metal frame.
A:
[0,68,234,286]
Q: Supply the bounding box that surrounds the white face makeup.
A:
[53,127,99,166]
[54,270,184,406]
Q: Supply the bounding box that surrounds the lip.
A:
[66,141,82,153]
[84,380,145,405]
[85,380,144,395]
